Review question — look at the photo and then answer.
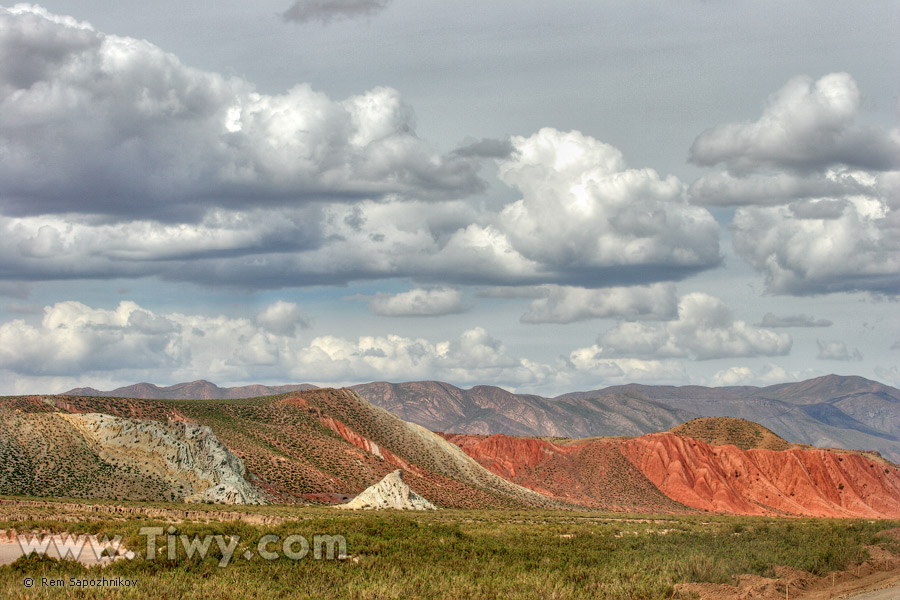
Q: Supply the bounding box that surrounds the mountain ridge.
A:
[62,375,900,463]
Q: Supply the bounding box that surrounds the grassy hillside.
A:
[0,390,558,510]
[669,417,791,451]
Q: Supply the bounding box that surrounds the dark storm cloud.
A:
[282,0,390,24]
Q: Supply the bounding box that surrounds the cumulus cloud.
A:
[707,363,806,387]
[816,339,863,361]
[282,0,390,24]
[256,301,309,336]
[731,193,900,295]
[519,283,677,324]
[563,349,686,383]
[0,299,558,390]
[0,301,183,376]
[497,128,720,285]
[757,313,833,328]
[690,73,900,174]
[0,5,480,222]
[688,73,900,296]
[590,293,792,360]
[368,287,468,317]
[0,8,723,292]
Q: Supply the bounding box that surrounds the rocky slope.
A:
[621,432,900,517]
[445,419,900,517]
[0,390,558,510]
[0,410,263,504]
[338,470,436,510]
[351,381,694,437]
[577,375,900,462]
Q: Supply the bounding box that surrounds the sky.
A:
[0,0,898,396]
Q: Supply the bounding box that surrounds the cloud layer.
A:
[589,293,792,360]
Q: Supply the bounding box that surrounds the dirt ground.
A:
[676,544,900,600]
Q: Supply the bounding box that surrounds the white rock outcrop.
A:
[60,413,265,505]
[338,470,436,510]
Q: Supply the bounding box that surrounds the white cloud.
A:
[0,5,480,222]
[282,0,390,24]
[816,339,863,361]
[497,128,720,284]
[368,287,468,317]
[257,301,309,336]
[520,283,677,324]
[707,363,806,387]
[563,349,687,384]
[690,73,900,174]
[731,191,900,295]
[688,73,900,296]
[591,293,792,360]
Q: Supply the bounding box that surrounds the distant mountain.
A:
[63,375,900,463]
[573,375,900,463]
[355,376,900,464]
[64,380,318,400]
[349,381,695,438]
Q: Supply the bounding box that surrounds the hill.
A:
[444,429,900,518]
[669,417,791,451]
[0,390,558,510]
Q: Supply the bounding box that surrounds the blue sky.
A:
[0,1,898,395]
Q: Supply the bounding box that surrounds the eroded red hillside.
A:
[443,433,690,512]
[445,430,900,517]
[621,433,900,517]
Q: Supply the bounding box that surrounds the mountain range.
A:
[65,375,900,463]
[5,387,900,517]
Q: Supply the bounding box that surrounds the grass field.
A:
[2,498,899,599]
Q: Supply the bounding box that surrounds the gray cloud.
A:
[520,284,677,324]
[368,287,469,317]
[282,0,390,24]
[816,339,863,361]
[594,293,792,360]
[688,171,872,207]
[452,138,515,159]
[0,6,481,223]
[757,313,833,328]
[689,73,900,175]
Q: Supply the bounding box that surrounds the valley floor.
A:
[1,497,899,599]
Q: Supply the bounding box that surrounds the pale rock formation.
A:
[338,470,437,510]
[60,413,264,505]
